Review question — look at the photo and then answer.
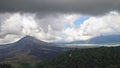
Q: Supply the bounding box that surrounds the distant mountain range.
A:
[59,34,120,44]
[0,36,63,64]
[87,34,120,44]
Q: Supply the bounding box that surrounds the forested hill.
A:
[37,46,120,68]
[0,46,120,68]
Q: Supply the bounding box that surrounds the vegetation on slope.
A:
[36,46,120,68]
[0,46,120,68]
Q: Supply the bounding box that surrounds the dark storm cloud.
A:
[0,0,120,15]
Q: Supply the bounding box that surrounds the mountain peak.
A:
[21,35,35,40]
[16,35,41,44]
[0,36,63,63]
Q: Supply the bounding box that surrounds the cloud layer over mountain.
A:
[0,0,120,44]
[0,11,120,44]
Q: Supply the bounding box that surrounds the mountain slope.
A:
[0,36,63,63]
[37,46,120,68]
[87,34,120,44]
[59,34,120,44]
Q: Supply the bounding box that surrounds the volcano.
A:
[0,36,63,63]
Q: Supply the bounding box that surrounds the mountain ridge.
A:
[57,34,120,44]
[87,34,120,44]
[0,36,63,64]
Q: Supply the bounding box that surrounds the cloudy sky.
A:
[0,0,120,44]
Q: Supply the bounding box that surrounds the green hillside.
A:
[36,46,120,68]
[0,46,120,68]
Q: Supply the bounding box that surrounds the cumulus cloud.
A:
[0,12,80,43]
[63,11,120,42]
[81,11,120,36]
[0,11,120,44]
[0,34,21,44]
[0,0,120,44]
[0,13,23,37]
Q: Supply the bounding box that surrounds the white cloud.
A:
[0,11,120,44]
[0,34,22,44]
[81,11,120,36]
[62,11,120,42]
[0,13,23,38]
[0,12,80,43]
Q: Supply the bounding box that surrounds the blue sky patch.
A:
[74,16,90,27]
